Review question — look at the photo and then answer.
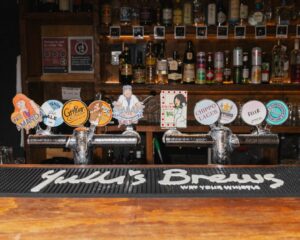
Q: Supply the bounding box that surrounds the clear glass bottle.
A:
[228,0,240,26]
[206,0,216,26]
[248,0,265,26]
[193,0,205,25]
[239,0,248,25]
[133,51,146,84]
[271,40,289,84]
[168,51,182,84]
[173,0,183,26]
[183,41,196,84]
[216,0,227,26]
[242,52,250,84]
[275,0,292,25]
[183,0,193,25]
[162,0,173,27]
[156,41,168,84]
[290,39,300,84]
[146,41,156,84]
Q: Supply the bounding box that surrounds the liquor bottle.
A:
[223,50,232,84]
[72,0,82,12]
[133,51,146,84]
[264,0,273,25]
[271,40,289,84]
[216,0,227,26]
[82,0,93,12]
[183,41,196,84]
[206,0,216,26]
[214,52,224,83]
[168,51,182,84]
[183,0,193,25]
[242,52,250,84]
[239,0,248,25]
[140,0,152,25]
[156,41,168,84]
[193,0,205,26]
[153,0,162,25]
[251,47,262,84]
[131,0,140,26]
[146,41,157,84]
[162,0,173,27]
[206,52,215,84]
[261,52,270,84]
[43,0,58,12]
[101,0,112,26]
[248,0,265,26]
[233,47,243,84]
[228,0,240,25]
[173,0,183,26]
[196,52,206,84]
[120,0,132,26]
[290,39,300,84]
[275,0,292,25]
[119,42,125,81]
[111,0,121,25]
[120,46,133,85]
[59,0,70,12]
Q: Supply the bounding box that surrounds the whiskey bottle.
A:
[183,41,196,84]
[239,0,248,25]
[162,0,173,27]
[146,41,157,84]
[120,0,132,26]
[216,0,227,26]
[290,39,300,84]
[183,0,193,25]
[133,51,146,84]
[206,0,216,26]
[223,50,233,84]
[173,0,183,26]
[228,0,240,25]
[120,46,133,85]
[271,40,288,84]
[193,0,205,25]
[206,52,215,84]
[156,41,168,84]
[168,51,182,84]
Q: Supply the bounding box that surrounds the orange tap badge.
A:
[62,100,89,127]
[88,100,112,127]
[11,93,42,133]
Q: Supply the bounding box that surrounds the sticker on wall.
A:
[241,100,267,126]
[194,99,220,126]
[41,100,64,127]
[160,90,188,129]
[11,93,42,133]
[62,100,89,127]
[266,100,289,126]
[88,100,113,127]
[217,99,238,125]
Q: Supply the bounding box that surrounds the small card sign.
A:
[109,26,121,39]
[42,37,68,73]
[276,25,288,38]
[196,26,207,39]
[217,26,228,39]
[255,26,267,39]
[68,36,94,73]
[133,26,144,39]
[234,26,246,39]
[297,25,300,38]
[160,90,188,129]
[174,26,186,39]
[154,26,165,39]
[62,87,81,100]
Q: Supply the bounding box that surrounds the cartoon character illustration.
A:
[173,93,187,128]
[113,85,144,126]
[88,100,112,127]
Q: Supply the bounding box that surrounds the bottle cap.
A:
[41,100,64,127]
[194,99,220,125]
[241,100,267,126]
[266,100,289,125]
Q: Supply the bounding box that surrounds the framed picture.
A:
[109,26,121,39]
[297,25,300,38]
[174,26,186,39]
[133,26,144,39]
[196,26,207,39]
[255,26,267,39]
[276,25,288,38]
[154,26,165,39]
[234,26,246,39]
[217,26,228,39]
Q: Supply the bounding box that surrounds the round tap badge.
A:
[241,100,267,126]
[266,100,289,126]
[62,100,89,127]
[217,99,238,125]
[41,100,64,127]
[194,99,221,125]
[88,100,113,127]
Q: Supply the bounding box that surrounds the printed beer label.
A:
[241,100,267,126]
[41,100,64,127]
[194,99,220,125]
[88,100,113,127]
[62,100,89,127]
[266,100,289,126]
[217,99,238,125]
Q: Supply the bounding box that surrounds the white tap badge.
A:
[241,100,267,126]
[41,100,64,127]
[217,99,238,125]
[194,99,220,125]
[160,90,188,129]
[266,100,289,126]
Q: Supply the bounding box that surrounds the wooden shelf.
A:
[26,74,95,83]
[25,12,93,24]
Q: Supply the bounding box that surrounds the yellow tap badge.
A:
[88,100,112,127]
[62,100,89,127]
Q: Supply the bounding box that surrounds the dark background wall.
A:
[0,1,22,156]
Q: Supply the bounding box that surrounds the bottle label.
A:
[173,9,183,25]
[183,3,192,24]
[120,7,131,22]
[251,66,262,84]
[206,69,214,81]
[196,68,206,83]
[146,57,156,66]
[187,52,193,60]
[253,12,263,24]
[217,12,226,24]
[163,9,172,24]
[242,68,249,79]
[240,4,248,19]
[121,64,132,75]
[157,60,168,72]
[224,68,232,79]
[215,68,223,83]
[168,72,182,81]
[229,0,240,21]
[183,64,195,82]
[169,60,178,71]
[207,4,216,25]
[134,68,146,83]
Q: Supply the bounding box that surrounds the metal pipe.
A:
[237,134,279,146]
[92,134,139,146]
[163,134,214,147]
[27,135,73,147]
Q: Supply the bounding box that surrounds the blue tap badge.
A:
[112,85,145,126]
[266,100,289,126]
[41,100,64,127]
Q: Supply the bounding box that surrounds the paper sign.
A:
[88,100,113,127]
[62,87,81,100]
[160,90,188,129]
[41,100,64,127]
[154,26,165,39]
[174,26,186,39]
[69,36,94,73]
[217,26,228,39]
[42,37,68,73]
[194,99,220,126]
[196,26,207,39]
[217,99,238,125]
[241,100,267,126]
[62,100,89,127]
[266,100,289,126]
[255,26,267,39]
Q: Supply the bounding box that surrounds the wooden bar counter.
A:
[0,165,300,240]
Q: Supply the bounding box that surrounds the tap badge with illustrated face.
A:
[266,100,289,126]
[88,100,113,127]
[62,100,89,127]
[194,99,221,125]
[112,85,144,126]
[241,100,267,126]
[217,99,238,125]
[41,100,64,127]
[11,93,42,133]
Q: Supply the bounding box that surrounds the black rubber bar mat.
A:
[0,166,299,198]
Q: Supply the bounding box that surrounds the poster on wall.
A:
[68,36,94,73]
[160,90,188,129]
[42,37,68,73]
